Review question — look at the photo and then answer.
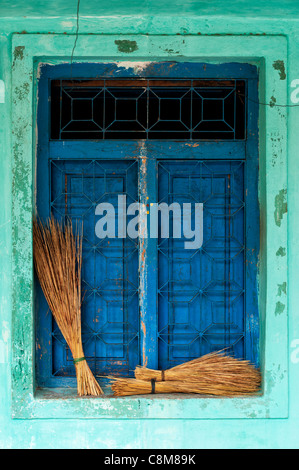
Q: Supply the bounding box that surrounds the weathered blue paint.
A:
[36,62,259,386]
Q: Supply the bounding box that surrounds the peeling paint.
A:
[138,141,149,369]
[274,189,287,226]
[14,82,30,101]
[13,45,25,66]
[141,320,147,366]
[115,40,138,53]
[272,60,286,80]
[276,246,286,257]
[277,282,286,297]
[275,301,285,316]
[115,61,151,74]
[270,96,276,108]
[164,48,180,54]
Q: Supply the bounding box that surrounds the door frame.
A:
[11,34,288,419]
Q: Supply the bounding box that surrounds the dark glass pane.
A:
[51,79,246,140]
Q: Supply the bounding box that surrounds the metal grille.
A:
[50,159,139,377]
[36,62,260,388]
[51,79,246,140]
[158,160,245,369]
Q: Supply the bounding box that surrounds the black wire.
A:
[67,11,298,110]
[237,90,299,108]
[70,0,81,79]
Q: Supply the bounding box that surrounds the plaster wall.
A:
[0,2,298,448]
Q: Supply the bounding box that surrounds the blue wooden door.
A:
[158,160,246,370]
[36,62,259,387]
[50,159,139,377]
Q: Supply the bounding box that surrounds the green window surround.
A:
[11,33,288,419]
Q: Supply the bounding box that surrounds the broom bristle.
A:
[109,350,262,397]
[33,216,103,396]
[110,375,261,397]
[135,350,261,385]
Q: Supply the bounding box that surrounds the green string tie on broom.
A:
[73,357,86,364]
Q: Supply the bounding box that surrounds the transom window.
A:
[51,79,246,140]
[36,62,259,388]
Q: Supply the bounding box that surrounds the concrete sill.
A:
[35,387,262,400]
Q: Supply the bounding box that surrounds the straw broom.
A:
[110,351,261,397]
[135,350,261,382]
[33,216,103,396]
[110,378,260,397]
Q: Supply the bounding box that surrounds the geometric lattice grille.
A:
[50,159,139,377]
[36,61,260,389]
[51,79,246,140]
[158,160,245,370]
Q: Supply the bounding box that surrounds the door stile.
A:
[138,148,158,369]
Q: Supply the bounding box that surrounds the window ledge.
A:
[10,386,283,420]
[36,387,263,401]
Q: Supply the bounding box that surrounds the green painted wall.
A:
[0,1,298,448]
